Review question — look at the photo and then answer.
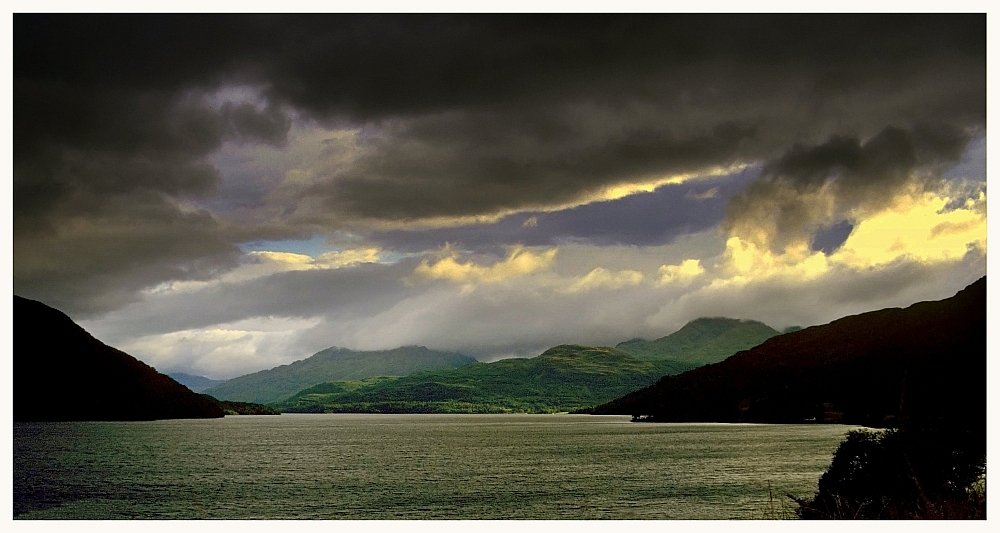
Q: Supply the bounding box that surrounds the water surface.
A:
[14,414,855,519]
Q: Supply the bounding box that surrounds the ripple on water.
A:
[14,414,855,519]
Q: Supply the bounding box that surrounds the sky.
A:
[12,13,987,380]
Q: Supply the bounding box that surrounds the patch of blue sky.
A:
[368,163,763,254]
[943,134,986,182]
[239,234,331,257]
[239,233,411,264]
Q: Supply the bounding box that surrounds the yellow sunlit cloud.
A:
[142,247,384,295]
[598,163,751,202]
[715,189,985,287]
[830,192,986,269]
[560,267,644,294]
[718,238,830,287]
[250,251,315,265]
[656,259,706,286]
[414,245,557,284]
[315,247,382,268]
[244,247,382,272]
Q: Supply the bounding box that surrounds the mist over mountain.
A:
[167,372,228,393]
[593,277,986,431]
[14,296,223,421]
[203,346,477,404]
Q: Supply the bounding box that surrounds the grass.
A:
[746,480,797,520]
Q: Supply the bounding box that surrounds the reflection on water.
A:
[14,414,855,519]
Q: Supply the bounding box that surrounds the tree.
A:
[795,428,985,519]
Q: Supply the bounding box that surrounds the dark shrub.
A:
[796,428,985,519]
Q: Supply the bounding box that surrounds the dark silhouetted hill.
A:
[616,317,781,365]
[593,277,985,431]
[14,296,224,421]
[203,346,477,404]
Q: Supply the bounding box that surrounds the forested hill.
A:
[276,344,696,414]
[14,296,223,421]
[615,317,781,365]
[593,277,986,430]
[203,346,477,404]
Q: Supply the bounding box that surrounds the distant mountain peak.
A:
[680,316,769,330]
[203,345,477,404]
[616,316,781,366]
[595,277,986,429]
[166,372,229,393]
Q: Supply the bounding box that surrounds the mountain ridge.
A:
[275,344,696,414]
[203,345,477,404]
[166,372,228,393]
[593,277,986,431]
[14,296,224,421]
[615,317,781,365]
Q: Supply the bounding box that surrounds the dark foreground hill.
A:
[14,296,223,421]
[616,317,781,365]
[276,345,696,414]
[203,346,477,404]
[593,277,986,430]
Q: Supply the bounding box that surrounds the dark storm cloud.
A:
[12,195,242,316]
[11,84,288,315]
[368,167,759,252]
[14,14,985,313]
[17,14,985,223]
[263,13,983,223]
[305,117,755,222]
[723,124,974,251]
[14,15,294,313]
[222,102,292,146]
[214,14,985,122]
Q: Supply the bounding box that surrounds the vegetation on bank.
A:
[199,395,281,415]
[793,428,985,519]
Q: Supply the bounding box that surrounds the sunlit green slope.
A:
[203,346,476,404]
[615,317,781,365]
[275,345,696,414]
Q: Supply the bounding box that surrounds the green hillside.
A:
[594,278,986,428]
[615,317,780,365]
[203,346,476,404]
[275,345,696,414]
